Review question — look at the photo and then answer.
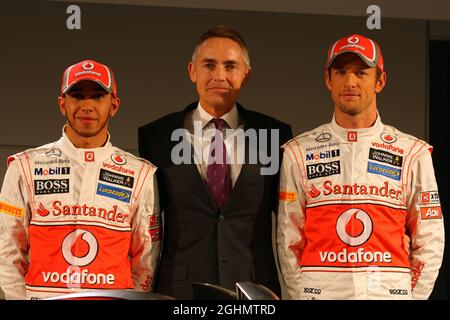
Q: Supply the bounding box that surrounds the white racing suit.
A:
[277,114,444,299]
[0,129,161,299]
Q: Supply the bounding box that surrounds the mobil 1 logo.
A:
[35,179,69,195]
[306,161,341,179]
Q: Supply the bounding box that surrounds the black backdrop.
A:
[429,40,450,299]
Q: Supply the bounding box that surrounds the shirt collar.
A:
[194,102,239,130]
[57,125,114,163]
[329,111,384,143]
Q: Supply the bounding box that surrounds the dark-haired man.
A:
[277,34,444,299]
[0,60,160,299]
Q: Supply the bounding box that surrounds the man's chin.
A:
[75,129,101,138]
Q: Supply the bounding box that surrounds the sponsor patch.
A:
[85,151,95,162]
[34,179,69,195]
[99,169,134,188]
[420,191,440,205]
[371,142,404,155]
[306,149,340,161]
[149,214,161,228]
[369,148,403,167]
[380,133,397,144]
[347,131,358,142]
[389,289,408,296]
[149,214,161,242]
[103,163,135,176]
[34,159,70,166]
[149,228,161,242]
[45,148,62,158]
[34,167,70,176]
[0,201,24,217]
[367,162,401,181]
[279,191,297,201]
[315,133,331,142]
[306,141,339,152]
[96,183,131,203]
[111,154,127,165]
[307,161,340,179]
[309,184,321,198]
[420,206,443,220]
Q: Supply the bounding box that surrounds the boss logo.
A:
[306,161,340,179]
[34,179,69,195]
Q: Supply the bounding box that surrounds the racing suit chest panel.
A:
[297,128,413,298]
[25,144,139,295]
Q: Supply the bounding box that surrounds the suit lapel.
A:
[170,102,219,213]
[222,104,263,213]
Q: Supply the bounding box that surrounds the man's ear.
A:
[325,70,332,91]
[188,61,196,83]
[58,95,66,116]
[375,72,387,93]
[242,66,252,87]
[110,96,120,118]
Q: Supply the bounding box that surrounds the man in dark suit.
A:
[138,25,292,299]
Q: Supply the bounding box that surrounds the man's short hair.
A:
[191,25,250,67]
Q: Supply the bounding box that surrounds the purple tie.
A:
[205,118,232,211]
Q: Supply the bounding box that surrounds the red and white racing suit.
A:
[277,114,444,299]
[0,129,161,299]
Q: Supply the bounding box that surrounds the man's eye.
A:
[93,94,104,100]
[356,71,367,77]
[204,63,215,69]
[226,64,238,71]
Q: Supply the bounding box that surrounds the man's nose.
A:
[343,73,357,88]
[212,65,226,81]
[79,98,95,111]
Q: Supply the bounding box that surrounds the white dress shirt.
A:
[184,103,244,186]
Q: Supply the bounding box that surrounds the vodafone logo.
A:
[380,133,397,144]
[336,209,373,246]
[111,154,127,165]
[85,151,95,162]
[82,62,95,70]
[62,229,98,267]
[348,36,360,44]
[347,131,358,142]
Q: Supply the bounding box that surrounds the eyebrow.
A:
[201,58,239,64]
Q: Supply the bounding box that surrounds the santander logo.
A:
[37,202,50,217]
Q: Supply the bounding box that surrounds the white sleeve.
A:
[129,164,161,292]
[405,150,445,299]
[0,156,31,299]
[276,147,306,299]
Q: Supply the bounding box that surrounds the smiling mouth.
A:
[340,93,360,99]
[78,117,97,123]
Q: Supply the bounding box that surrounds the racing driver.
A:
[277,34,445,299]
[0,60,161,299]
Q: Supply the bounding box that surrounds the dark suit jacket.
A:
[138,102,292,299]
